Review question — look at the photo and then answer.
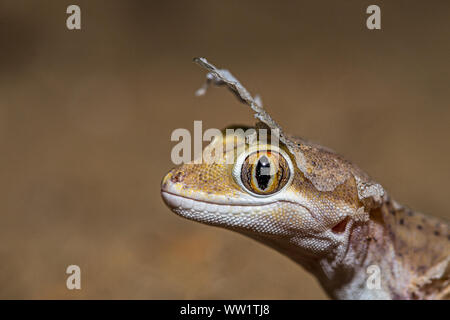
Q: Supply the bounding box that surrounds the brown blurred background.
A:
[0,0,449,299]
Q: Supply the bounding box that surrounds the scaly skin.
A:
[160,58,449,299]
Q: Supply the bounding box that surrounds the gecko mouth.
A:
[162,190,288,231]
[161,190,277,212]
[161,190,319,226]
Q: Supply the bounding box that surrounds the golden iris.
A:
[240,151,290,195]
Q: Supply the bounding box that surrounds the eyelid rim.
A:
[232,145,294,198]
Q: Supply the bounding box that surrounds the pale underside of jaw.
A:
[161,191,319,235]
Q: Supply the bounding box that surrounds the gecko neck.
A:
[244,214,397,299]
[316,207,400,300]
[304,200,448,300]
[241,198,448,300]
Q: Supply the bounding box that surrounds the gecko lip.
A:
[161,191,185,209]
[160,190,318,223]
[161,190,278,209]
[161,190,325,235]
[161,190,271,220]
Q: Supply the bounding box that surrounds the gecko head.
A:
[161,127,359,256]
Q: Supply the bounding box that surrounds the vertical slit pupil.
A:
[255,155,271,190]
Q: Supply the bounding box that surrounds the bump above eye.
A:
[240,150,291,195]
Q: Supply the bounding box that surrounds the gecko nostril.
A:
[331,217,349,234]
[171,171,185,183]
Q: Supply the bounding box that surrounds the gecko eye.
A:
[240,151,290,195]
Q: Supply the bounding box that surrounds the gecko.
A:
[161,58,450,300]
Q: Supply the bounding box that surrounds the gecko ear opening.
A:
[331,217,350,234]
